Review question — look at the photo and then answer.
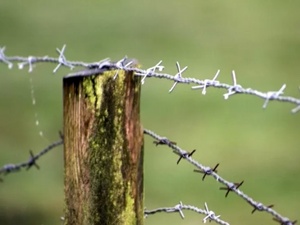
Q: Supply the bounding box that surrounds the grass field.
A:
[0,1,299,224]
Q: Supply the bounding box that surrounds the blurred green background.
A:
[0,1,299,224]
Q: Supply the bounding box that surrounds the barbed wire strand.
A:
[144,201,229,225]
[0,45,300,113]
[0,133,63,178]
[144,129,297,225]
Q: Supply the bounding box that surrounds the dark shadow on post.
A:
[63,68,143,225]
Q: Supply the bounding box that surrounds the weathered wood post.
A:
[63,68,143,225]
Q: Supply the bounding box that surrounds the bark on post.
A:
[63,68,143,225]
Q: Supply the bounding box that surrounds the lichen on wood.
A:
[63,68,143,225]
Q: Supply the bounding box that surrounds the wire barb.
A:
[139,60,164,84]
[263,84,286,108]
[192,69,220,95]
[273,217,297,225]
[174,201,185,219]
[153,137,176,147]
[252,204,274,214]
[203,202,221,224]
[26,150,40,170]
[219,181,244,197]
[194,163,219,181]
[169,62,188,93]
[113,56,127,79]
[223,70,242,99]
[173,149,196,164]
[0,133,63,180]
[53,44,74,73]
[18,56,36,72]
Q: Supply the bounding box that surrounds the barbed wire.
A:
[1,45,300,113]
[144,129,297,225]
[0,137,228,224]
[0,132,63,180]
[0,128,296,224]
[1,45,298,224]
[144,201,229,225]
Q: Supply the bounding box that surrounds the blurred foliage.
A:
[0,1,299,224]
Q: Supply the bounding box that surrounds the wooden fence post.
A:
[63,68,144,225]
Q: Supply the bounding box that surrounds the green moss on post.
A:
[63,69,143,225]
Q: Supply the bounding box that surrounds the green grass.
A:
[0,1,299,224]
